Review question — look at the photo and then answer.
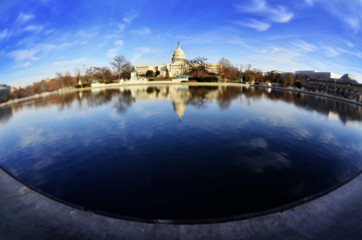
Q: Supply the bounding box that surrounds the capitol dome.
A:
[172,42,186,63]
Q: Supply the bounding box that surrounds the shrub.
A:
[189,77,218,82]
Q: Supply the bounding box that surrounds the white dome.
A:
[172,43,186,63]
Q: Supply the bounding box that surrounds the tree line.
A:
[10,55,132,100]
[7,55,307,102]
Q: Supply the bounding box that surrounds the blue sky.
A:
[1,0,362,86]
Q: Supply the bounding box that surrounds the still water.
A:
[1,85,362,221]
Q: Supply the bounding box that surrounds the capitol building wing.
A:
[136,43,221,77]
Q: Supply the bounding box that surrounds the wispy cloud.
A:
[321,45,340,57]
[123,11,138,24]
[76,29,98,38]
[115,10,139,34]
[227,38,250,48]
[41,43,70,53]
[21,62,31,67]
[105,40,124,58]
[304,0,314,6]
[236,0,294,23]
[23,25,43,32]
[52,58,87,67]
[337,47,362,58]
[132,27,151,35]
[114,40,123,47]
[306,0,362,32]
[292,40,318,52]
[234,19,270,31]
[15,13,35,24]
[0,29,8,41]
[9,49,39,62]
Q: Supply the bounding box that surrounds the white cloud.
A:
[123,11,138,24]
[41,43,70,53]
[15,13,35,24]
[23,25,43,32]
[44,29,55,35]
[52,58,87,67]
[21,62,31,67]
[9,49,39,62]
[304,0,314,6]
[337,47,362,58]
[306,0,362,32]
[292,40,318,52]
[237,0,294,23]
[240,138,269,150]
[76,29,98,38]
[234,19,270,31]
[0,29,8,41]
[321,45,340,57]
[132,27,151,35]
[271,47,279,53]
[227,38,250,48]
[114,40,123,47]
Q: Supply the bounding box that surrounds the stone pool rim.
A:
[2,166,362,239]
[2,160,362,225]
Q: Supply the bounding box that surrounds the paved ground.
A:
[1,168,362,240]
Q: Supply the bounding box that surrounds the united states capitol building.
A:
[135,43,221,77]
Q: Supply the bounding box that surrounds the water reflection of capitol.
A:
[2,86,362,126]
[118,85,219,120]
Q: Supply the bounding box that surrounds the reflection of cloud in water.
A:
[235,152,290,174]
[238,138,291,173]
[20,126,45,148]
[109,110,121,121]
[293,128,313,139]
[319,132,337,144]
[240,138,268,150]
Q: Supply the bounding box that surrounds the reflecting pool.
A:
[1,85,362,222]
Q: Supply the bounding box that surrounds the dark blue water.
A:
[1,86,362,221]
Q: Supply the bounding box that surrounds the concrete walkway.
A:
[1,168,362,239]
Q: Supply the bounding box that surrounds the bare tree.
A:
[110,55,132,80]
[218,58,232,80]
[93,67,112,83]
[186,56,209,77]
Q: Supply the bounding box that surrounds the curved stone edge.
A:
[1,168,362,240]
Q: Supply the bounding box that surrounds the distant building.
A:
[267,70,358,83]
[295,70,341,80]
[0,85,11,103]
[136,43,221,77]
